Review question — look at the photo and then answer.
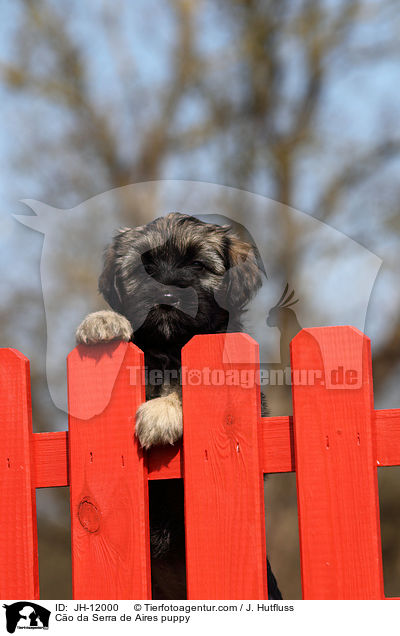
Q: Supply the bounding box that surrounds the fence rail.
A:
[0,326,399,599]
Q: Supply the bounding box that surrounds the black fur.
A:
[98,213,282,599]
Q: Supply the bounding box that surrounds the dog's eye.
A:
[191,261,205,270]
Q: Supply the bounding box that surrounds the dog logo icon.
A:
[3,602,50,634]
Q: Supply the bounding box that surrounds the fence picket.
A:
[290,326,384,599]
[67,341,151,599]
[0,349,38,599]
[182,333,267,599]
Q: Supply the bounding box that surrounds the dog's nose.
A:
[159,290,181,306]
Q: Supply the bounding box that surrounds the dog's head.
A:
[99,213,262,345]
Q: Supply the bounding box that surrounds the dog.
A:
[76,212,282,600]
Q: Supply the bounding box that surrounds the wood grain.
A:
[182,333,268,599]
[31,410,400,487]
[0,349,39,599]
[4,328,400,601]
[67,341,151,599]
[33,431,69,488]
[290,326,384,599]
[375,409,400,467]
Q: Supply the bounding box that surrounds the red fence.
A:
[0,326,399,600]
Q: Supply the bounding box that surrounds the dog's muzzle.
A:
[153,285,198,317]
[158,289,181,307]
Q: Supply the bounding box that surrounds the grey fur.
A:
[76,310,133,344]
[76,213,263,448]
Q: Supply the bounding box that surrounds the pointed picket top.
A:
[290,325,383,599]
[67,341,143,420]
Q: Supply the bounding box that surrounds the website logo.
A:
[3,603,50,634]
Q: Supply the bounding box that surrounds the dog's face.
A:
[99,213,262,347]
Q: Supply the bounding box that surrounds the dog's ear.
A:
[225,233,263,309]
[98,242,123,313]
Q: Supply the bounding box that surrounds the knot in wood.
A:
[78,498,100,533]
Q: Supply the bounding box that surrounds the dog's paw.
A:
[75,310,133,345]
[135,394,183,449]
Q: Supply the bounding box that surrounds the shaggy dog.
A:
[76,213,282,599]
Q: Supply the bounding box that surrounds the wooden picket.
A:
[0,326,398,599]
[67,342,151,599]
[182,334,267,599]
[290,327,384,599]
[0,349,39,599]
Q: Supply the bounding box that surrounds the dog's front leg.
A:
[135,387,183,449]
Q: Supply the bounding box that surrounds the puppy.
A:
[76,213,282,599]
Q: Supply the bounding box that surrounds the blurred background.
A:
[1,0,400,599]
